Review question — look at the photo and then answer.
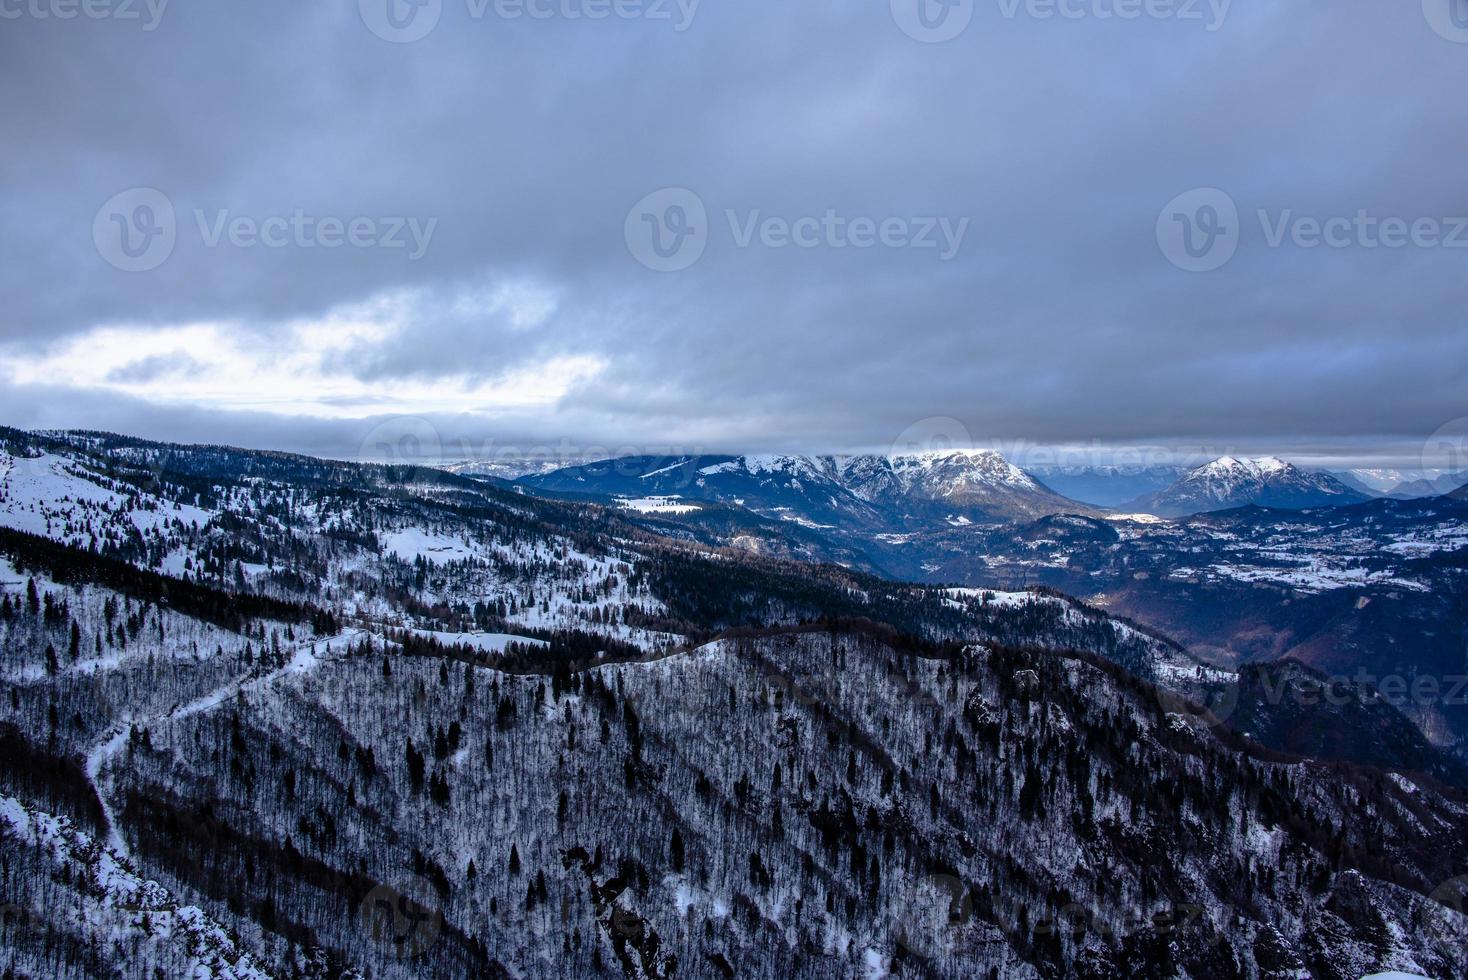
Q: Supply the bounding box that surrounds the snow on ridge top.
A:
[691,449,1052,501]
[1194,455,1293,477]
[892,448,1008,466]
[888,449,1039,489]
[1181,456,1304,490]
[740,453,820,475]
[699,454,829,479]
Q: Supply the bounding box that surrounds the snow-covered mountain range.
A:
[1332,468,1468,498]
[516,452,1455,526]
[522,450,1097,528]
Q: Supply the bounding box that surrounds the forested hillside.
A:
[1,428,1465,979]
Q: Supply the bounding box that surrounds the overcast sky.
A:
[2,0,1466,469]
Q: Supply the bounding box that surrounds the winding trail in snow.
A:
[83,629,363,861]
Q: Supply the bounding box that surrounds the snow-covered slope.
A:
[0,448,214,546]
[8,577,1466,979]
[0,794,293,980]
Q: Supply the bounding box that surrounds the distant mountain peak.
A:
[1135,455,1367,518]
[870,448,1039,491]
[1192,455,1292,477]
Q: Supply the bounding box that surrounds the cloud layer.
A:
[3,0,1466,466]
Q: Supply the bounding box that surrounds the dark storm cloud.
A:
[1,0,1465,463]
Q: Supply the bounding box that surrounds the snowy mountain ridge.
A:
[1130,455,1370,518]
[523,449,1094,527]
